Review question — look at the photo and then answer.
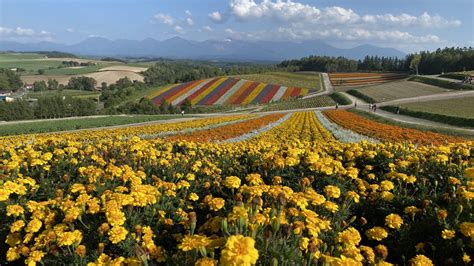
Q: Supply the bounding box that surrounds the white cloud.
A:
[203,25,213,32]
[66,28,74,33]
[0,26,53,41]
[186,18,194,26]
[228,0,461,29]
[209,11,225,23]
[154,13,175,25]
[174,25,184,34]
[185,10,192,17]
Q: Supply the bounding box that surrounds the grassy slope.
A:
[0,53,44,60]
[398,97,474,118]
[349,109,474,139]
[25,89,101,99]
[234,72,323,91]
[0,115,182,136]
[352,81,448,102]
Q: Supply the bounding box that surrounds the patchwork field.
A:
[262,95,336,111]
[149,77,317,106]
[329,72,407,87]
[234,72,323,90]
[349,81,449,102]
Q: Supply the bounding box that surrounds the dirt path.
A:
[302,73,334,99]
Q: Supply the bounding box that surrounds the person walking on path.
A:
[354,101,357,108]
[396,106,400,115]
[181,110,185,116]
[336,103,339,109]
[373,104,377,112]
[369,103,373,111]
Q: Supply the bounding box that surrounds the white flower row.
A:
[315,111,379,143]
[219,113,292,144]
[138,116,257,140]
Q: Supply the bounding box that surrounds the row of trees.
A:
[406,47,474,75]
[279,47,474,74]
[0,69,23,91]
[32,76,97,92]
[0,96,96,121]
[142,61,276,85]
[279,56,407,72]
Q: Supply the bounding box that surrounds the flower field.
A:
[329,73,407,87]
[1,111,473,265]
[323,110,465,145]
[148,77,316,106]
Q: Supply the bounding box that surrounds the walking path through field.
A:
[340,92,474,134]
[302,73,334,99]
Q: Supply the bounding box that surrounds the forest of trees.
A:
[405,47,474,75]
[0,96,96,121]
[279,47,473,74]
[0,69,23,91]
[279,56,407,72]
[142,61,276,85]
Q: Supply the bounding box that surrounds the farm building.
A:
[0,95,14,102]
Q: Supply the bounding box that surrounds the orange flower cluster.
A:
[165,114,285,142]
[323,110,465,145]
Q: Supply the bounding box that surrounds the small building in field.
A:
[0,95,15,102]
[24,84,34,90]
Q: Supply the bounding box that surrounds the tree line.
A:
[0,69,23,91]
[0,96,96,121]
[279,46,473,74]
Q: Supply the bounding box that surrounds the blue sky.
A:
[0,0,473,52]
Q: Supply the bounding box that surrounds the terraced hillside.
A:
[330,72,407,87]
[148,77,316,106]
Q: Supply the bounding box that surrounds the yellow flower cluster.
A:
[0,112,472,265]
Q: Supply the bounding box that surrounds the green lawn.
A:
[0,60,64,73]
[25,89,101,99]
[353,81,449,102]
[42,65,101,75]
[234,72,323,91]
[399,97,474,118]
[0,115,183,136]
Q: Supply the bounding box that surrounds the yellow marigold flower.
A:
[337,227,361,246]
[409,255,434,266]
[459,222,474,241]
[220,235,259,266]
[75,245,86,257]
[209,198,225,211]
[299,237,309,251]
[272,176,282,185]
[380,181,394,191]
[0,189,11,201]
[464,168,474,179]
[345,191,360,203]
[415,242,425,252]
[108,225,128,244]
[385,214,403,230]
[25,250,45,265]
[189,193,199,201]
[6,205,24,217]
[463,253,471,264]
[25,219,42,233]
[365,227,388,241]
[404,206,421,215]
[375,244,388,260]
[360,246,375,264]
[195,257,218,266]
[437,209,448,220]
[178,234,212,251]
[10,220,25,233]
[441,229,455,240]
[246,173,263,186]
[58,230,83,246]
[323,201,339,213]
[380,191,394,202]
[324,185,341,199]
[223,176,241,189]
[6,247,20,262]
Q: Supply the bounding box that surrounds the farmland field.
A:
[329,72,407,87]
[0,111,472,266]
[0,115,183,136]
[0,52,45,60]
[262,95,336,111]
[234,72,323,90]
[349,81,449,102]
[148,77,317,106]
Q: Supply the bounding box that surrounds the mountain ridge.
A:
[0,37,406,61]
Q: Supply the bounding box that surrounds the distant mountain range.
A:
[0,37,406,61]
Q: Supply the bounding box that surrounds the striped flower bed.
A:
[149,77,316,106]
